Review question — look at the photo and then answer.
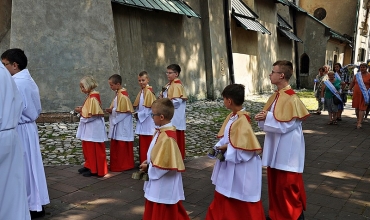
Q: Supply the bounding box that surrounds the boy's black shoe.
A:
[82,170,98,177]
[297,212,304,220]
[30,207,45,219]
[82,170,92,177]
[78,167,89,174]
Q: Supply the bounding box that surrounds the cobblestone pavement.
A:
[38,96,270,166]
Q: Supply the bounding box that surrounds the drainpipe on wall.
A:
[292,0,300,89]
[224,0,235,84]
[352,0,361,63]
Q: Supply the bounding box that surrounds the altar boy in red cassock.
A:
[139,98,189,220]
[76,76,108,177]
[206,84,265,220]
[133,71,156,163]
[255,60,310,220]
[106,74,135,171]
[160,64,187,159]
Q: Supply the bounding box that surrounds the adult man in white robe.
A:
[0,62,30,219]
[1,48,50,218]
[255,60,310,220]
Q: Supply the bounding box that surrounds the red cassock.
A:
[139,135,152,163]
[82,141,108,176]
[143,199,189,220]
[267,167,306,220]
[176,130,185,160]
[206,191,266,220]
[110,140,134,171]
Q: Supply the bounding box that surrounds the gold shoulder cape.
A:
[151,126,185,171]
[263,86,310,122]
[110,89,134,113]
[217,111,262,152]
[133,85,156,108]
[81,91,104,118]
[166,78,188,100]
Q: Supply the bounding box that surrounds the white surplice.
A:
[258,101,305,173]
[135,91,155,135]
[210,114,262,202]
[76,116,107,142]
[0,64,30,219]
[108,96,134,141]
[143,122,185,204]
[13,69,50,211]
[163,89,186,130]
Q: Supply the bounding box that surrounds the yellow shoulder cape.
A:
[110,89,134,113]
[263,86,310,122]
[151,126,185,171]
[133,85,156,108]
[166,78,188,100]
[217,111,262,152]
[81,91,104,118]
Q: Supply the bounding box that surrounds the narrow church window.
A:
[300,53,310,75]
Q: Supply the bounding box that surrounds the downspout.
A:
[352,0,361,63]
[292,0,300,89]
[224,0,235,84]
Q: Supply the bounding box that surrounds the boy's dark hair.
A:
[167,64,181,76]
[138,71,149,77]
[221,84,245,106]
[273,60,293,80]
[152,98,174,120]
[319,67,325,72]
[109,74,122,84]
[1,48,28,70]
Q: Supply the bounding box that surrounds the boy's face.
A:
[138,75,149,89]
[108,79,120,91]
[79,83,89,94]
[223,97,232,110]
[166,68,178,82]
[151,106,163,126]
[269,65,284,85]
[1,59,17,75]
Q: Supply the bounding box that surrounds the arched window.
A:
[300,53,310,75]
[333,55,337,65]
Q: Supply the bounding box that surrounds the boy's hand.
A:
[255,111,267,121]
[105,108,112,114]
[216,144,227,153]
[74,106,82,113]
[139,161,148,172]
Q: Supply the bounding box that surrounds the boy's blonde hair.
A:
[152,98,174,120]
[80,76,98,91]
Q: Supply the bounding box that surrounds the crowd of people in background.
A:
[314,61,370,129]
